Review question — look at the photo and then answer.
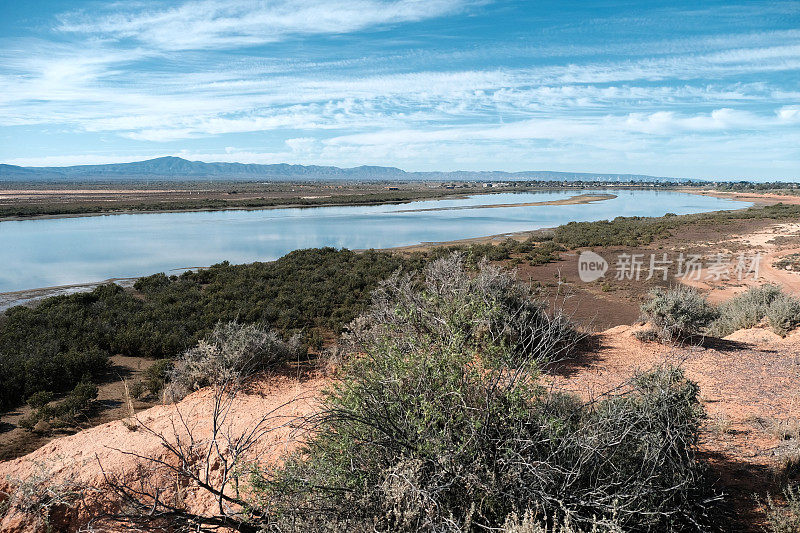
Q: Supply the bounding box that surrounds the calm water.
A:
[0,190,749,293]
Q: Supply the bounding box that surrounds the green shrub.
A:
[640,286,718,341]
[255,258,711,531]
[142,359,173,397]
[26,391,53,411]
[766,294,800,336]
[0,248,410,411]
[527,241,566,265]
[710,284,800,337]
[19,381,98,432]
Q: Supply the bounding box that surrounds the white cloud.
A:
[56,0,477,51]
[285,137,317,152]
[324,108,781,147]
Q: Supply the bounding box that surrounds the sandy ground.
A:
[685,189,800,206]
[395,193,616,212]
[678,222,800,302]
[0,371,325,532]
[551,324,800,531]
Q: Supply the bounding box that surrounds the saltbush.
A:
[640,286,718,341]
[710,284,800,337]
[766,294,800,336]
[256,257,711,532]
[346,253,578,368]
[165,321,303,400]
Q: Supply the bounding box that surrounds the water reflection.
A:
[0,190,749,293]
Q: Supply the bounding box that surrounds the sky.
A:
[0,0,798,180]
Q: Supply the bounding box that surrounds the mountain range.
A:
[0,157,696,183]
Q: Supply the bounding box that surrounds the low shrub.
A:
[766,293,800,336]
[710,285,800,337]
[165,322,303,401]
[527,241,566,266]
[345,253,578,368]
[18,381,98,431]
[259,343,711,532]
[765,484,800,533]
[255,257,711,531]
[141,359,173,398]
[634,327,660,342]
[640,286,718,342]
[710,284,782,336]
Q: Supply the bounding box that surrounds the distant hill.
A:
[0,156,696,183]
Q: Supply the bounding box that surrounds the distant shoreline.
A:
[0,190,756,309]
[0,185,679,223]
[394,193,616,212]
[680,188,800,206]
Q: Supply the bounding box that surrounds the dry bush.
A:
[765,485,800,533]
[165,321,303,401]
[344,253,579,368]
[0,460,89,531]
[260,348,712,531]
[711,284,800,337]
[97,376,309,533]
[634,327,661,343]
[766,293,800,336]
[640,286,717,342]
[502,510,623,532]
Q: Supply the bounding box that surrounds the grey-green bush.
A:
[258,342,711,532]
[710,284,800,337]
[766,293,800,336]
[345,253,579,368]
[255,258,712,532]
[165,321,303,401]
[640,286,718,341]
[765,484,800,533]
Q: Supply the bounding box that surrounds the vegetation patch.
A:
[552,203,800,249]
[18,382,99,432]
[251,257,713,532]
[640,286,718,342]
[774,253,800,272]
[164,321,303,401]
[710,284,800,337]
[765,484,800,533]
[640,284,800,341]
[0,248,410,411]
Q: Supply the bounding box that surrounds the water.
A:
[0,189,749,294]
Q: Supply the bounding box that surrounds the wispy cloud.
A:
[0,1,798,178]
[56,0,477,50]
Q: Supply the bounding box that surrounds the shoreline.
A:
[0,189,516,223]
[0,187,651,223]
[679,187,800,206]
[393,193,616,212]
[0,190,757,309]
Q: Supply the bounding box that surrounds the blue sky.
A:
[0,0,798,179]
